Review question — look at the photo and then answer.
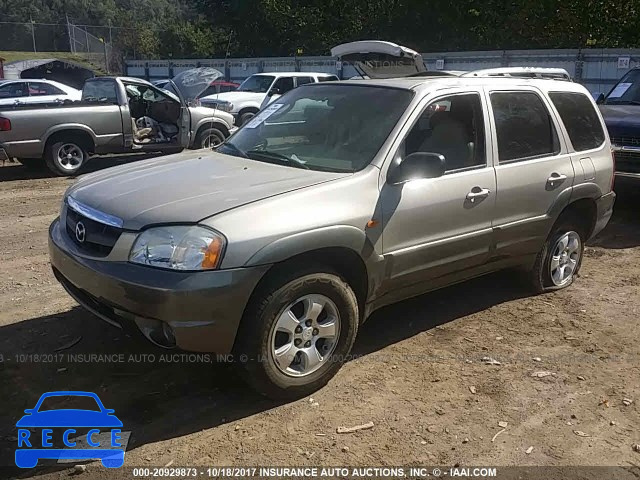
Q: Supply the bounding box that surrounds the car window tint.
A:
[273,77,295,94]
[549,92,605,151]
[29,82,65,96]
[0,82,27,98]
[406,93,486,171]
[491,91,560,162]
[296,77,314,86]
[38,395,101,412]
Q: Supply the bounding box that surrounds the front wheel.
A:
[44,141,88,176]
[195,128,225,149]
[238,111,256,127]
[235,270,359,399]
[530,220,585,293]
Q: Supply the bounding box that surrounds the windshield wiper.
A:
[216,141,248,158]
[245,149,309,169]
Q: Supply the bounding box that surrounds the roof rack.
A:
[461,67,572,80]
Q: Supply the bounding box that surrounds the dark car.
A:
[597,68,640,178]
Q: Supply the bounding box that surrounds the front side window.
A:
[549,92,605,151]
[491,91,560,162]
[273,77,295,94]
[405,93,486,171]
[238,75,275,93]
[217,84,413,173]
[28,82,65,96]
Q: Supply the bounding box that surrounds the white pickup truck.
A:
[200,71,339,126]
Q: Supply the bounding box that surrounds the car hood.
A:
[200,91,266,104]
[16,410,123,428]
[68,150,349,230]
[599,104,640,137]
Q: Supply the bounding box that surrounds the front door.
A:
[379,91,496,298]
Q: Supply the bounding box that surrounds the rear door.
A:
[487,87,575,259]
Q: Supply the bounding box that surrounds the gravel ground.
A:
[0,159,638,478]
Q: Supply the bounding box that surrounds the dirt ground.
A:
[0,158,638,477]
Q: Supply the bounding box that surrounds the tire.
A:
[17,158,45,170]
[235,269,359,399]
[238,111,257,127]
[530,217,586,293]
[195,127,225,149]
[44,140,88,176]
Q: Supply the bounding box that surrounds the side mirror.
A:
[388,152,446,185]
[267,87,281,97]
[595,93,605,105]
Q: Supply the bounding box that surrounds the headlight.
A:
[129,226,226,271]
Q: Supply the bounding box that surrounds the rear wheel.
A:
[45,141,88,176]
[530,218,585,293]
[235,270,359,399]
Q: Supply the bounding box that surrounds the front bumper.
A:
[49,218,269,353]
[590,191,616,240]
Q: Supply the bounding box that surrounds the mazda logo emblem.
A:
[75,221,86,243]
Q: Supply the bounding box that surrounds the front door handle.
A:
[466,187,491,203]
[547,173,567,189]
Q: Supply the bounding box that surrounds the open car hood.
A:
[331,40,426,78]
[171,67,224,104]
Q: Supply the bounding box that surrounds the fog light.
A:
[135,317,177,349]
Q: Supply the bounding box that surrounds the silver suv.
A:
[49,73,615,398]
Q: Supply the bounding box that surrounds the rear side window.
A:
[82,80,119,103]
[491,91,560,162]
[28,82,65,96]
[296,76,314,86]
[549,92,605,151]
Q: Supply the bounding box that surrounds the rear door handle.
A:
[547,173,567,189]
[466,187,491,203]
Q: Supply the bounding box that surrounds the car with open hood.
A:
[0,68,235,176]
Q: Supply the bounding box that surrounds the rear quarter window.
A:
[549,92,606,151]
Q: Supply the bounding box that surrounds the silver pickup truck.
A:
[0,68,235,176]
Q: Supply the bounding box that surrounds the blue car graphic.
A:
[15,391,125,469]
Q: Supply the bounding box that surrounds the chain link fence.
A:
[0,20,122,74]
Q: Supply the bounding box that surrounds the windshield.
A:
[217,84,413,173]
[238,75,275,93]
[604,70,640,105]
[37,395,101,412]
